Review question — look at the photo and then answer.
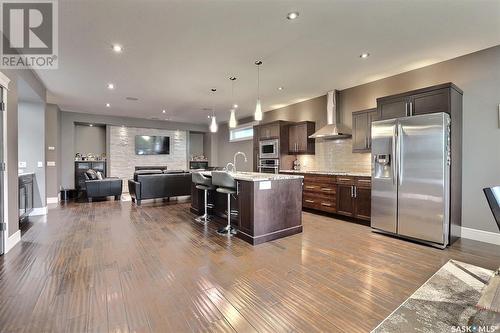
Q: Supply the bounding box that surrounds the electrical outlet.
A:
[37,161,43,168]
[48,146,55,151]
[18,161,26,168]
[47,161,56,167]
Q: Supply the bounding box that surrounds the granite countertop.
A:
[279,169,371,177]
[200,171,303,182]
[18,172,35,177]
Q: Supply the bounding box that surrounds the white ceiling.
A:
[40,0,500,124]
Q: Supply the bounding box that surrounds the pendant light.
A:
[209,88,218,133]
[229,76,238,128]
[254,60,263,121]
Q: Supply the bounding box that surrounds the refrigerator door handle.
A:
[405,102,408,117]
[398,123,404,186]
[392,125,397,185]
[409,101,413,116]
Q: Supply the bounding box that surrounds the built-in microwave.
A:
[259,139,279,159]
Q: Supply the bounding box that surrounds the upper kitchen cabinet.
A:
[411,88,450,116]
[257,123,280,140]
[377,83,463,121]
[352,108,378,153]
[288,121,315,155]
[377,96,410,120]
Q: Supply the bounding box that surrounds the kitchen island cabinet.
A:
[191,172,304,245]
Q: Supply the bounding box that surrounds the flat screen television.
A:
[135,135,170,155]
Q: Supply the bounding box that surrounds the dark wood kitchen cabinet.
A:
[352,108,378,153]
[258,123,280,140]
[377,83,461,120]
[336,184,355,217]
[281,172,371,222]
[288,121,315,155]
[378,96,410,120]
[353,177,372,221]
[411,88,450,116]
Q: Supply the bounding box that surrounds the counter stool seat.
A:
[196,184,215,191]
[192,172,215,224]
[216,187,236,195]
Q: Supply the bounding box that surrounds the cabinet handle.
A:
[358,179,371,183]
[351,185,354,197]
[305,199,314,203]
[321,202,332,207]
[321,188,333,191]
[405,102,408,117]
[409,101,413,116]
[305,186,316,189]
[338,178,351,182]
[354,186,357,198]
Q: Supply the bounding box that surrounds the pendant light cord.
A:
[257,65,260,99]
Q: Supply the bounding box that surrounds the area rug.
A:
[372,260,500,333]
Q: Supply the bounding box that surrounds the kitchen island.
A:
[191,171,304,245]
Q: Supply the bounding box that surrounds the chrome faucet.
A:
[233,152,248,172]
[225,162,235,172]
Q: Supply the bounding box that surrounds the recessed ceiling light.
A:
[162,109,166,114]
[233,104,238,109]
[107,83,115,90]
[287,12,299,20]
[89,124,93,127]
[106,103,110,107]
[111,44,123,53]
[360,52,370,59]
[278,86,284,91]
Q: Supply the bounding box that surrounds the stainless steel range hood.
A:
[309,90,352,139]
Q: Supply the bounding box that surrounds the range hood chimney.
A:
[309,90,351,139]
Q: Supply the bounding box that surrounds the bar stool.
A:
[192,172,215,224]
[212,171,237,235]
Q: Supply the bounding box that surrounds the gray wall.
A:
[74,125,106,157]
[45,104,61,199]
[215,122,253,171]
[60,111,208,188]
[18,102,46,208]
[188,132,204,158]
[1,68,46,237]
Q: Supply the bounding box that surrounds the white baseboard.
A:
[461,227,500,245]
[47,197,59,204]
[4,230,20,253]
[29,206,48,216]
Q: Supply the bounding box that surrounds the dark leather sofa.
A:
[128,170,191,205]
[83,170,123,202]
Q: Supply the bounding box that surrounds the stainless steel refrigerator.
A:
[371,112,451,248]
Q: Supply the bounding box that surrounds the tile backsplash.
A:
[296,139,371,173]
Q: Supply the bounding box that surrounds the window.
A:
[229,122,256,142]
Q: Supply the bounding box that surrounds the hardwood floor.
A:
[1,199,499,333]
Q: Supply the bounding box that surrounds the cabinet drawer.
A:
[303,197,336,213]
[336,176,354,185]
[303,183,321,192]
[355,177,372,188]
[304,174,336,184]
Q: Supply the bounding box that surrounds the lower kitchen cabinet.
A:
[336,185,354,217]
[281,172,371,221]
[354,187,371,221]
